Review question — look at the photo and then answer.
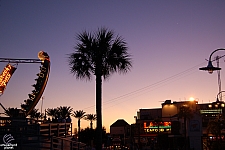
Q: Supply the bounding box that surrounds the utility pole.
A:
[216,56,222,101]
[41,96,44,114]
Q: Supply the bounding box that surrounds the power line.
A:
[82,61,207,111]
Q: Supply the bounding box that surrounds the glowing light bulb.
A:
[189,97,195,101]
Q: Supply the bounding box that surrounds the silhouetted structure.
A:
[0,117,86,149]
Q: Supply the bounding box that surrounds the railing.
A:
[51,136,86,150]
[39,122,72,137]
[0,118,72,137]
[19,135,86,150]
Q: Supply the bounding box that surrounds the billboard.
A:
[143,121,171,133]
[0,64,17,94]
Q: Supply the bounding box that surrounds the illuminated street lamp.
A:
[199,48,225,74]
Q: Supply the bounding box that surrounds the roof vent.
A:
[165,100,171,104]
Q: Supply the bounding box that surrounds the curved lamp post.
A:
[199,48,225,74]
[212,91,225,111]
[216,91,225,102]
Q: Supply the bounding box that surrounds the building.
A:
[132,99,225,150]
[198,99,225,149]
[110,119,130,149]
[109,99,225,149]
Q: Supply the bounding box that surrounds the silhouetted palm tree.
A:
[68,27,132,149]
[46,108,58,121]
[57,106,73,119]
[85,114,97,129]
[72,110,86,138]
[29,108,43,120]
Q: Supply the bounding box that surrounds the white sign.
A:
[0,134,17,149]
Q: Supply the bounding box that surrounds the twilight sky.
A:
[1,0,225,132]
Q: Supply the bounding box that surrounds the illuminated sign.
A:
[21,51,50,116]
[200,109,222,114]
[143,121,171,133]
[0,64,17,94]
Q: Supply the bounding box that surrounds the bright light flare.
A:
[189,97,195,101]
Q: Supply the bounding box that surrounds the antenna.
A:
[41,96,44,115]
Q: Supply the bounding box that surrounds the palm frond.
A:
[72,110,86,119]
[68,27,132,80]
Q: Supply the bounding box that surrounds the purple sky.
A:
[1,0,225,132]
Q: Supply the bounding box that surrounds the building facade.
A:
[110,99,225,149]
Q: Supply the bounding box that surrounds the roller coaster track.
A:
[0,51,50,117]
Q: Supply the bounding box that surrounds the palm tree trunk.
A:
[78,119,80,132]
[90,121,93,129]
[78,119,80,140]
[96,74,102,150]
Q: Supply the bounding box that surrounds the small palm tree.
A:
[68,27,132,149]
[46,108,58,121]
[85,114,97,129]
[72,110,86,137]
[29,108,43,120]
[57,106,73,119]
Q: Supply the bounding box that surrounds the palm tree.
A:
[72,110,86,138]
[85,114,97,129]
[57,106,73,119]
[68,27,132,149]
[29,108,43,121]
[46,108,58,122]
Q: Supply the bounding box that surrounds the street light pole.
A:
[199,48,225,73]
[199,48,225,149]
[216,91,225,102]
